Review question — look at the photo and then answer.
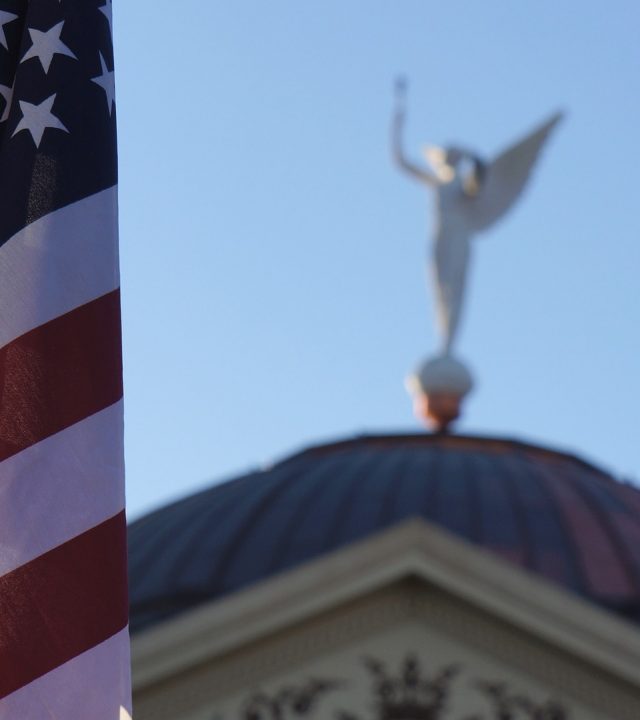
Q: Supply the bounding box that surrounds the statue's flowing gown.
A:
[432,176,472,354]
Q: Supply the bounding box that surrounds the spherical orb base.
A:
[406,355,474,432]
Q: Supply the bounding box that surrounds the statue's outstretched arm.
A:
[392,80,438,186]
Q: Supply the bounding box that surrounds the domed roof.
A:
[128,434,640,634]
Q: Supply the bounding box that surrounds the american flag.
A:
[0,1,131,717]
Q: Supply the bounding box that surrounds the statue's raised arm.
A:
[391,78,439,186]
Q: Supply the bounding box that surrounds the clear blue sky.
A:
[113,2,640,519]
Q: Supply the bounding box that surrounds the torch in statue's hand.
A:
[394,76,408,119]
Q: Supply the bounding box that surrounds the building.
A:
[128,431,640,719]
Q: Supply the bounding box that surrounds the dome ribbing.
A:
[128,434,640,634]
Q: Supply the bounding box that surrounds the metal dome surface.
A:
[128,434,640,634]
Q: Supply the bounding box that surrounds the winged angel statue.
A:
[393,80,562,356]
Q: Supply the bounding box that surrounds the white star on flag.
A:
[21,21,77,74]
[0,84,12,123]
[12,94,69,148]
[92,53,116,115]
[0,10,18,50]
[99,0,113,37]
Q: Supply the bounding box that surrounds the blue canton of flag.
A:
[0,0,116,244]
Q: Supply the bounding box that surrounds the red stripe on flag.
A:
[0,511,128,699]
[0,290,123,462]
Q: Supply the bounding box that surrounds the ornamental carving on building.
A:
[239,679,343,720]
[221,654,569,720]
[336,655,460,720]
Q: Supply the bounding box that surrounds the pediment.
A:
[132,518,640,719]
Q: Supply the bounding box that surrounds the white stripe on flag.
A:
[0,628,132,720]
[0,401,124,575]
[0,187,119,348]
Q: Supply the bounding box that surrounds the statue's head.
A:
[423,145,486,192]
[423,145,456,180]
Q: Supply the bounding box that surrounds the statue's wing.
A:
[464,112,562,233]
